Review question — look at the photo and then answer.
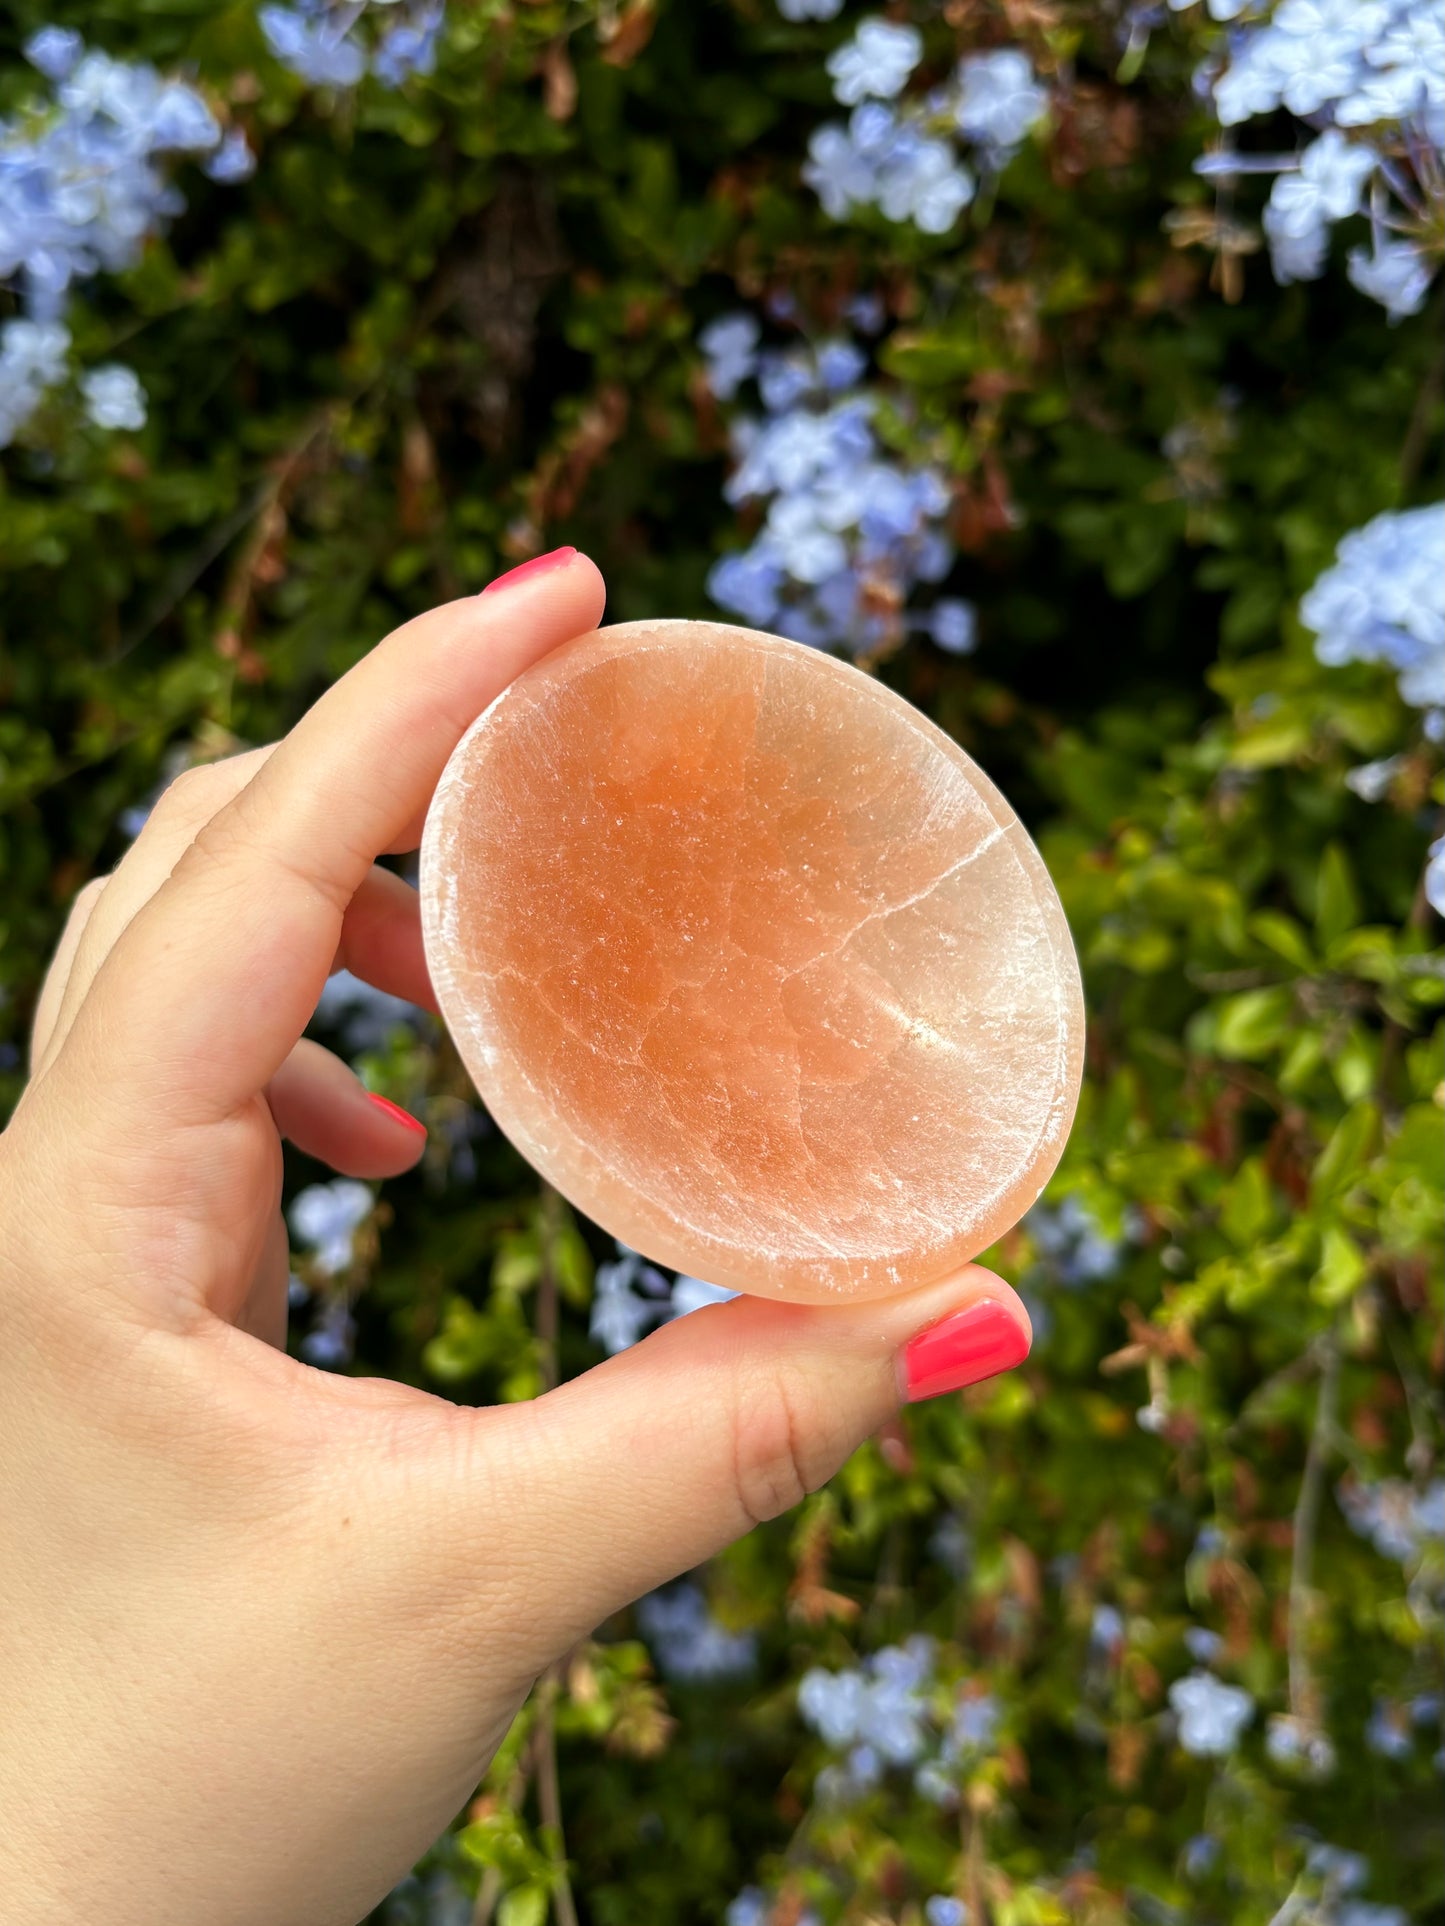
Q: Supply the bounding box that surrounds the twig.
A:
[470,1868,503,1926]
[470,1750,535,1926]
[534,1669,581,1926]
[1287,1334,1341,1722]
[531,1186,579,1926]
[963,1793,988,1926]
[1383,1310,1438,1480]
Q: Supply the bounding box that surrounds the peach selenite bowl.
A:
[420,619,1084,1303]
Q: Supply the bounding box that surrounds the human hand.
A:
[0,551,1031,1926]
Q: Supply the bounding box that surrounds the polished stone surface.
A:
[421,620,1084,1302]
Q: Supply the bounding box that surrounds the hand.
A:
[0,552,1031,1926]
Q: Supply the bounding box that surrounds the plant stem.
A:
[1287,1334,1341,1721]
[532,1185,579,1926]
[536,1669,580,1926]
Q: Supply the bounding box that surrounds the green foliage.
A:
[2,4,1442,1924]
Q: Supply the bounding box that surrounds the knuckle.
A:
[731,1362,842,1528]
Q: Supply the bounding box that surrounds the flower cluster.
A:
[287,1178,375,1365]
[314,968,425,1056]
[260,0,444,92]
[1182,0,1444,320]
[727,1892,819,1926]
[635,1582,758,1683]
[1297,1844,1410,1926]
[702,313,974,658]
[1025,1192,1135,1286]
[797,1638,1001,1807]
[1,31,246,447]
[1337,1475,1445,1566]
[803,18,1048,235]
[0,318,68,447]
[1300,504,1445,738]
[588,1242,737,1355]
[289,1177,374,1279]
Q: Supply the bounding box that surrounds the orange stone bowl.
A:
[420,620,1084,1303]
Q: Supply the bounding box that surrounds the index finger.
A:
[64,552,606,1123]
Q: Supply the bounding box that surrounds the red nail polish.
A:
[367,1093,426,1136]
[901,1299,1030,1403]
[480,547,577,596]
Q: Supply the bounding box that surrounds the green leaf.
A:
[1312,1224,1368,1305]
[1220,1156,1274,1248]
[1315,843,1361,950]
[1214,986,1296,1060]
[421,1296,494,1384]
[1311,1101,1379,1202]
[498,1886,548,1926]
[493,1234,542,1296]
[552,1221,595,1307]
[1249,910,1315,971]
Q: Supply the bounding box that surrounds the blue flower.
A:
[1347,238,1433,319]
[1365,1699,1414,1759]
[926,598,978,654]
[699,312,760,399]
[204,127,256,184]
[804,118,884,221]
[874,130,974,232]
[757,348,817,413]
[0,318,70,448]
[816,338,868,389]
[1169,1671,1254,1756]
[708,549,786,627]
[301,1296,357,1368]
[1090,1603,1125,1653]
[725,1891,769,1926]
[81,362,146,431]
[1027,1192,1131,1283]
[1196,0,1442,316]
[925,1900,968,1926]
[637,1582,757,1682]
[1183,1835,1221,1880]
[260,5,368,88]
[313,968,421,1054]
[289,1179,374,1277]
[23,27,84,82]
[1301,505,1445,724]
[1183,1625,1224,1665]
[1265,1712,1337,1775]
[826,19,924,106]
[0,38,229,358]
[950,49,1048,159]
[373,4,444,87]
[1426,835,1445,917]
[588,1243,736,1354]
[1306,1845,1370,1894]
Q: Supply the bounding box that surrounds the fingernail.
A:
[367,1092,426,1136]
[481,546,576,596]
[900,1298,1030,1403]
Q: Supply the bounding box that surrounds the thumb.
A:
[478,1265,1030,1664]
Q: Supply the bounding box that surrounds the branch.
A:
[470,1752,535,1926]
[535,1669,580,1926]
[1287,1334,1341,1722]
